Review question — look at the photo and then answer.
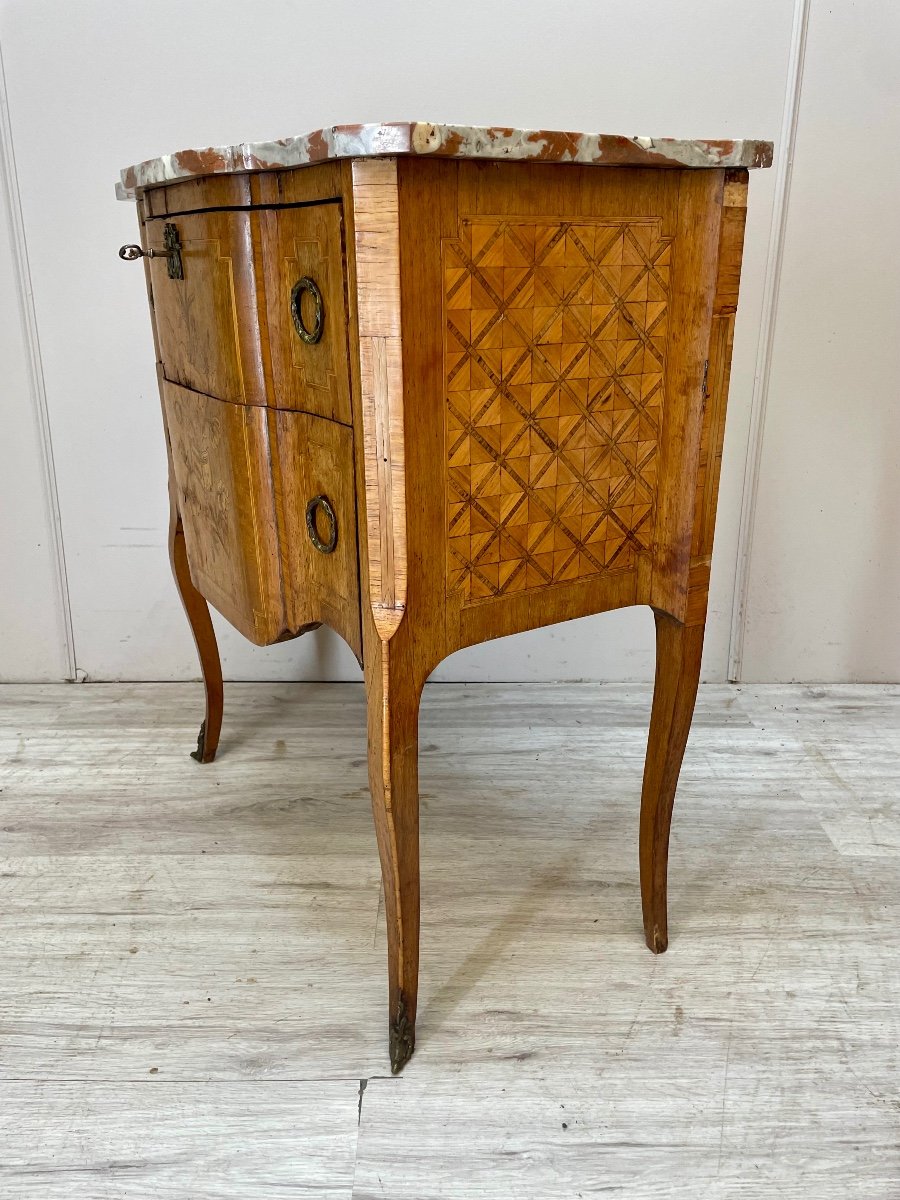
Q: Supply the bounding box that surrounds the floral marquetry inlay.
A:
[444,217,673,602]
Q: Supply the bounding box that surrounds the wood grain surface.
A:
[260,201,353,423]
[272,408,362,660]
[0,1080,359,1199]
[163,383,284,645]
[167,502,223,763]
[147,210,267,407]
[1,682,898,1197]
[349,157,408,640]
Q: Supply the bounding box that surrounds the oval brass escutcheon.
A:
[290,276,324,344]
[305,494,338,554]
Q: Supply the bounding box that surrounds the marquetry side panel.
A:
[349,158,407,639]
[162,383,285,645]
[443,216,671,602]
[147,211,266,406]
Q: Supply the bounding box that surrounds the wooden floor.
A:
[1,681,898,1197]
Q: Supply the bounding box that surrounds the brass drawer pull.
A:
[118,222,183,280]
[305,494,337,554]
[290,276,324,344]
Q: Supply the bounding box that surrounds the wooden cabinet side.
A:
[684,170,749,628]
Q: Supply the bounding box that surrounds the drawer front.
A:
[163,382,283,644]
[260,202,353,424]
[148,212,266,406]
[163,381,361,657]
[273,409,361,657]
[145,174,252,217]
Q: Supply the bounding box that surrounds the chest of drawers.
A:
[119,122,772,1072]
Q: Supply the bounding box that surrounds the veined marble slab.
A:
[117,121,774,199]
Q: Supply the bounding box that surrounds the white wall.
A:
[4,0,890,685]
[0,55,70,682]
[740,0,900,681]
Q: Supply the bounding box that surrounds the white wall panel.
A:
[741,0,900,682]
[0,0,791,681]
[0,66,69,682]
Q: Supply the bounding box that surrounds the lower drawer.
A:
[163,382,361,657]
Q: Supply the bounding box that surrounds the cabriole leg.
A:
[639,608,705,954]
[168,496,223,764]
[365,634,424,1074]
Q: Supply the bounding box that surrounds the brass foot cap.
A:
[389,994,415,1074]
[190,720,216,764]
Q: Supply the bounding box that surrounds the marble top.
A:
[117,122,773,199]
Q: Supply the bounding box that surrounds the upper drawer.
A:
[147,211,266,405]
[259,202,352,424]
[146,201,352,423]
[145,174,251,216]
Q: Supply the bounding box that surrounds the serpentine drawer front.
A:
[146,209,264,405]
[259,201,352,423]
[163,382,361,654]
[147,200,351,421]
[118,122,773,1074]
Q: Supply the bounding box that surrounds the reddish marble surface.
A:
[117,121,773,198]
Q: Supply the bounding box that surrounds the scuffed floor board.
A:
[1,682,898,1198]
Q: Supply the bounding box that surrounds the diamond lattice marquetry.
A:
[444,217,672,601]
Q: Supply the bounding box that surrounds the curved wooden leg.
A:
[168,500,223,764]
[365,634,423,1074]
[639,609,705,954]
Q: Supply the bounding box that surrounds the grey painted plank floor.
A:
[0,681,898,1197]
